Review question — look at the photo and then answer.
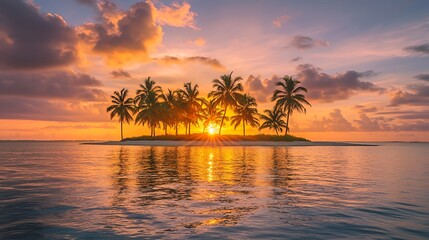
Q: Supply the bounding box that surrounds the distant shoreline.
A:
[83,140,377,147]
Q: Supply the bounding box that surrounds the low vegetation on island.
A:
[107,72,311,141]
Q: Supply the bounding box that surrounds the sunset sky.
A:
[0,0,428,141]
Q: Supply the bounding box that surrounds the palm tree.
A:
[134,78,163,137]
[177,82,204,135]
[160,89,175,135]
[106,88,134,140]
[135,77,162,107]
[230,94,259,136]
[259,108,287,136]
[135,90,162,137]
[272,75,310,134]
[201,98,225,133]
[208,71,243,134]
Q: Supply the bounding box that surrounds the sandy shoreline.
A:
[83,140,377,147]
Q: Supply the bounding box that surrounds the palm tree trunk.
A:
[275,128,278,136]
[188,123,191,135]
[175,123,178,136]
[120,120,123,140]
[243,120,245,136]
[285,107,291,135]
[164,122,167,135]
[219,105,227,135]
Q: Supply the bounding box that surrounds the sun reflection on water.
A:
[5,142,425,239]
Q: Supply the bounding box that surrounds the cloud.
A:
[244,75,281,103]
[404,43,429,54]
[290,56,302,62]
[190,37,206,46]
[0,0,78,69]
[414,74,429,81]
[297,109,428,132]
[289,35,329,50]
[244,65,382,103]
[389,84,429,106]
[296,64,383,102]
[152,1,198,29]
[44,124,115,129]
[111,69,132,78]
[156,55,225,70]
[77,0,199,65]
[77,1,163,65]
[0,71,105,101]
[75,0,97,6]
[354,113,391,131]
[303,109,356,132]
[0,96,108,122]
[392,121,429,131]
[273,15,289,28]
[353,105,378,113]
[376,110,429,120]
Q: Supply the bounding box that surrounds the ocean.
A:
[0,141,428,239]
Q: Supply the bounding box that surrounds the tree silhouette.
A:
[106,88,134,140]
[231,94,259,136]
[259,108,287,136]
[272,75,310,134]
[209,72,243,134]
[177,82,204,135]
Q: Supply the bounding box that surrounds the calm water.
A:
[0,142,428,239]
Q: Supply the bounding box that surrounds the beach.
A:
[85,140,377,146]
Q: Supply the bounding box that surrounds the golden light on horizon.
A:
[208,123,218,135]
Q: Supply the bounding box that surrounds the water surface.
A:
[0,142,428,239]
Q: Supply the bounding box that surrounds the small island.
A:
[106,73,312,141]
[99,73,377,147]
[86,133,375,146]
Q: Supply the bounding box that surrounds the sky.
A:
[0,0,428,141]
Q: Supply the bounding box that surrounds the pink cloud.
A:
[273,15,289,28]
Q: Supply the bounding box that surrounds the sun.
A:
[207,123,217,135]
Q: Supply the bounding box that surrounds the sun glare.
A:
[208,123,217,135]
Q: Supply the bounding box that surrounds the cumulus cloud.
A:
[354,113,391,131]
[290,35,329,50]
[296,64,383,102]
[414,74,429,81]
[290,56,302,62]
[78,1,162,65]
[111,69,132,78]
[244,65,382,103]
[0,0,78,69]
[389,84,429,106]
[152,1,198,29]
[404,43,429,54]
[77,0,199,65]
[244,75,281,103]
[273,15,289,28]
[302,109,355,132]
[156,55,225,70]
[0,71,105,101]
[298,108,427,132]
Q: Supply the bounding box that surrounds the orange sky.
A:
[0,0,428,141]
